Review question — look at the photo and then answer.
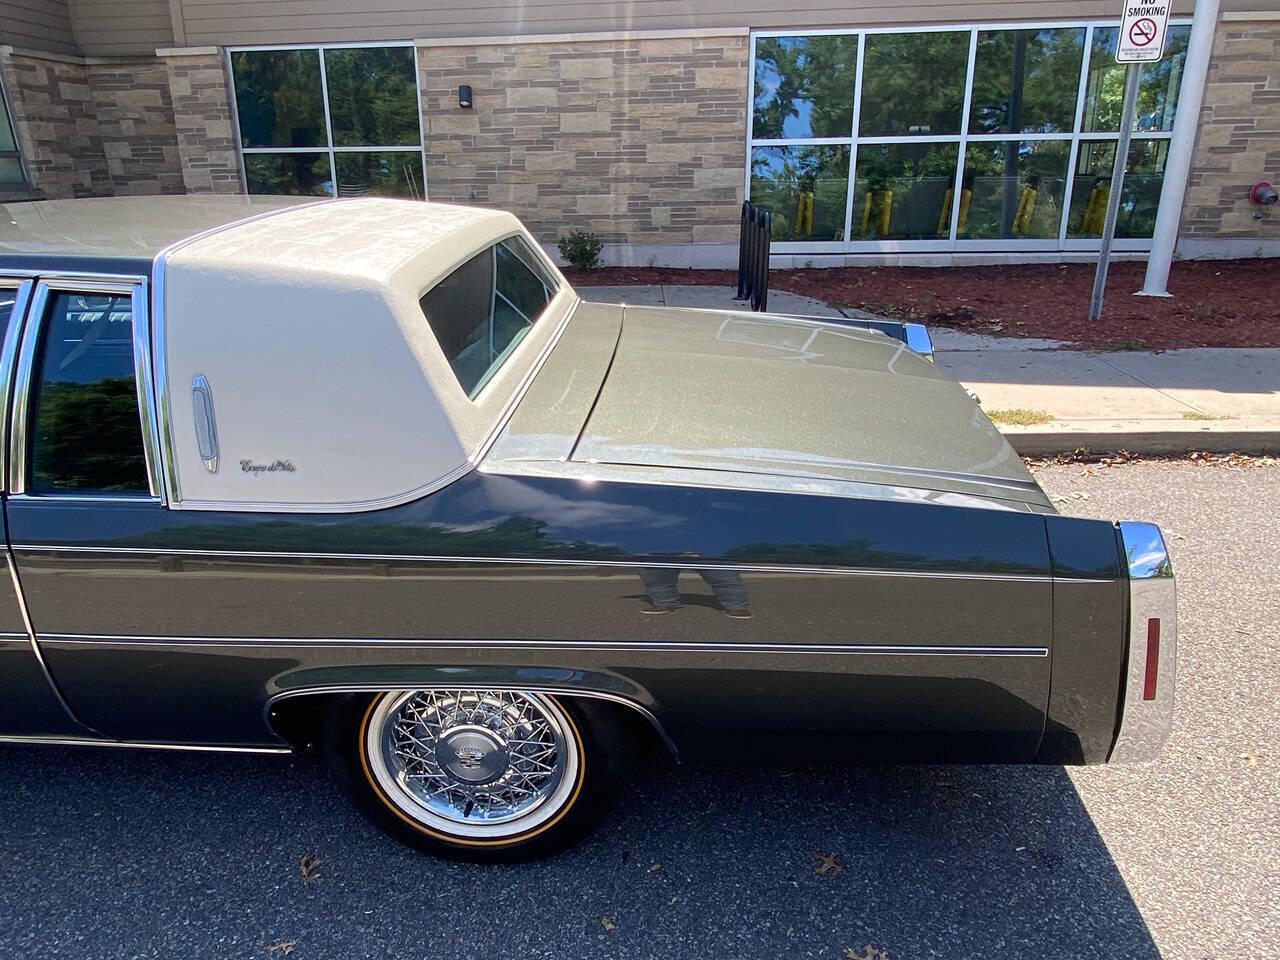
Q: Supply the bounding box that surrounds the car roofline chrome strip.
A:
[6,543,1097,583]
[37,633,1049,657]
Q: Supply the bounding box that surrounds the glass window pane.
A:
[334,151,423,198]
[750,145,850,242]
[958,141,1070,239]
[419,240,551,398]
[859,32,969,136]
[0,287,16,340]
[1083,25,1192,132]
[29,292,148,495]
[1067,138,1169,239]
[852,142,959,240]
[0,156,22,184]
[232,49,326,148]
[324,47,420,147]
[752,35,857,139]
[970,29,1085,134]
[0,92,16,152]
[495,240,551,320]
[244,153,333,196]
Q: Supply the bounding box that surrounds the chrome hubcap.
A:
[366,690,578,839]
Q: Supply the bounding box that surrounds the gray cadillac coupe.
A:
[0,196,1175,861]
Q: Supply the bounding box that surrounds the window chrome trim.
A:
[0,278,34,490]
[1108,520,1177,763]
[7,276,163,500]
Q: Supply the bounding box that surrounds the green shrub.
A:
[557,230,605,270]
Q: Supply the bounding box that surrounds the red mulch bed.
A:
[563,258,1280,351]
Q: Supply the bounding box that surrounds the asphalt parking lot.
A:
[1,460,1276,960]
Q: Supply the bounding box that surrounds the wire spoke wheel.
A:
[363,690,582,841]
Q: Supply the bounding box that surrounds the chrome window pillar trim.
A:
[1108,520,1177,763]
[7,276,162,500]
[0,278,34,488]
[0,734,290,755]
[4,551,99,733]
[265,685,679,760]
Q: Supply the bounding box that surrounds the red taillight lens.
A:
[1143,618,1161,701]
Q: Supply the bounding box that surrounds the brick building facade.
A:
[1,3,1278,265]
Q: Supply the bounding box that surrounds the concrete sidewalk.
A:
[578,284,1280,455]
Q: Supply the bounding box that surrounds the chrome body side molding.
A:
[37,633,1050,657]
[1108,521,1177,763]
[6,543,1094,584]
[0,734,290,755]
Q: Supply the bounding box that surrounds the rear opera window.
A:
[418,236,557,398]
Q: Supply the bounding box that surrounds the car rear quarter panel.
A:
[10,472,1056,759]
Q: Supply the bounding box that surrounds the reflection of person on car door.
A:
[638,566,752,619]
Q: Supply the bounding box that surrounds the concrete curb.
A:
[1002,429,1280,456]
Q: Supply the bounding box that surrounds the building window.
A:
[0,73,27,187]
[230,44,425,199]
[748,21,1191,252]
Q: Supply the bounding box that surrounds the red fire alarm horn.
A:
[1250,181,1278,205]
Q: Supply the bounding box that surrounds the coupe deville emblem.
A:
[240,459,296,475]
[454,746,485,769]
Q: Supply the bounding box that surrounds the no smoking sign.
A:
[1117,2,1170,62]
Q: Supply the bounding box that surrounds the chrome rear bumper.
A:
[1108,521,1178,763]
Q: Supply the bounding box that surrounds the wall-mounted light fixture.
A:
[458,84,473,109]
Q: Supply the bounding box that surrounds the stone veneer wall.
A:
[160,49,244,194]
[416,33,748,258]
[86,59,184,196]
[0,50,112,200]
[1181,19,1280,246]
[0,49,183,202]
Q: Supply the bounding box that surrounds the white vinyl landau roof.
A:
[160,197,575,512]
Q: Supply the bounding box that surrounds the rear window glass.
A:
[419,236,556,398]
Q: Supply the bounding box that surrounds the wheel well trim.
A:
[263,684,679,760]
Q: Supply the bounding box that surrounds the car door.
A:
[3,275,169,739]
[0,277,90,737]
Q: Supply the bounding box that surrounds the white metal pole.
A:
[1137,0,1222,297]
[1090,63,1141,323]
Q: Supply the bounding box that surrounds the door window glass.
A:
[28,292,149,495]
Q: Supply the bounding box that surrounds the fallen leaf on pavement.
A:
[267,941,297,956]
[299,854,323,884]
[1240,753,1259,768]
[814,852,843,876]
[600,915,616,932]
[844,944,890,960]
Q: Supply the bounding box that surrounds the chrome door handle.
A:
[191,374,219,473]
